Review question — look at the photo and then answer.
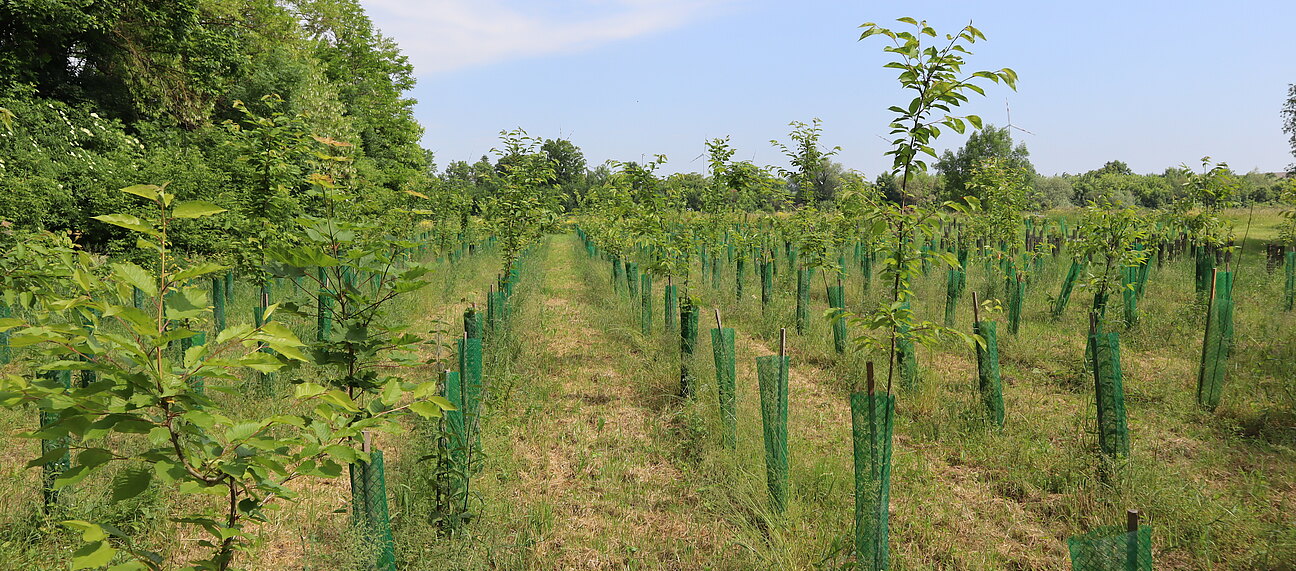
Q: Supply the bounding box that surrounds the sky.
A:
[361,0,1296,178]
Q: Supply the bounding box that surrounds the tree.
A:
[1283,84,1296,174]
[935,124,1034,202]
[541,138,588,210]
[770,119,840,206]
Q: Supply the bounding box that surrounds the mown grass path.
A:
[440,234,750,569]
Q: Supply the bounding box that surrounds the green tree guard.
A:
[132,286,144,311]
[350,448,398,571]
[1067,523,1153,571]
[442,370,468,518]
[943,269,962,327]
[711,327,737,449]
[679,299,699,399]
[761,260,774,309]
[1284,251,1295,311]
[626,263,640,299]
[827,285,847,354]
[664,284,679,333]
[860,251,873,291]
[756,354,790,513]
[1007,275,1025,335]
[1053,261,1084,319]
[710,254,722,288]
[224,270,234,307]
[795,267,811,334]
[1193,249,1214,295]
[39,369,72,512]
[212,276,226,334]
[1196,270,1234,411]
[1088,328,1130,458]
[464,307,481,340]
[640,273,653,336]
[613,258,624,294]
[973,321,1005,428]
[851,387,894,570]
[736,257,746,301]
[0,302,11,364]
[317,267,333,342]
[458,337,483,451]
[1134,251,1152,300]
[1122,267,1139,328]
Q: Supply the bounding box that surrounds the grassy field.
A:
[2,217,1294,569]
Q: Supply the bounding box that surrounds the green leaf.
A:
[93,214,159,237]
[410,400,445,419]
[72,540,117,569]
[120,184,160,201]
[110,262,157,297]
[110,466,153,502]
[61,520,106,542]
[171,201,227,219]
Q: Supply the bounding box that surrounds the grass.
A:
[2,216,1294,569]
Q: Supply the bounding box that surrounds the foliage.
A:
[1070,200,1150,324]
[1283,84,1296,175]
[483,129,560,276]
[936,124,1034,203]
[858,17,1017,199]
[965,156,1028,249]
[770,119,840,206]
[0,185,450,570]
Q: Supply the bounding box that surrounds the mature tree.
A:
[935,124,1034,202]
[542,138,588,210]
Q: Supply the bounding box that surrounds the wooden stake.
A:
[972,290,981,324]
[779,328,786,358]
[1126,509,1140,532]
[866,361,875,395]
[714,308,723,331]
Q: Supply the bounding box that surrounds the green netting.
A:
[756,354,789,513]
[1122,267,1139,328]
[973,321,1005,428]
[626,263,640,299]
[1088,329,1130,458]
[711,327,737,449]
[679,300,699,399]
[1194,249,1214,295]
[39,369,71,512]
[132,286,144,310]
[640,273,653,336]
[458,338,483,452]
[317,271,333,342]
[224,271,234,304]
[1196,271,1234,411]
[860,251,873,290]
[944,268,964,327]
[1007,276,1025,335]
[464,308,481,340]
[736,257,746,301]
[211,276,226,333]
[795,268,811,334]
[664,285,679,332]
[489,290,507,330]
[612,258,624,294]
[851,390,894,570]
[0,302,11,364]
[441,370,467,514]
[711,253,722,288]
[1068,525,1153,571]
[1134,253,1151,300]
[1284,251,1294,311]
[827,285,847,354]
[761,261,774,308]
[350,449,398,571]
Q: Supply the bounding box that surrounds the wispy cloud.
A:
[362,0,732,74]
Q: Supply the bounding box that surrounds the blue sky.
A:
[362,0,1296,177]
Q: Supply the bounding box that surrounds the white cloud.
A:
[361,0,732,75]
